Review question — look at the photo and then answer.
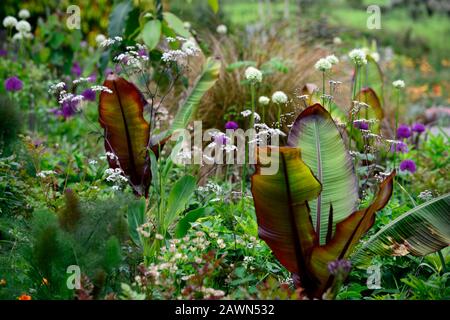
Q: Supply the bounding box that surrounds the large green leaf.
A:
[108,0,133,37]
[251,146,322,294]
[362,56,384,106]
[99,74,150,197]
[142,19,162,50]
[171,58,221,131]
[127,199,146,247]
[352,193,450,266]
[164,175,197,228]
[208,0,219,13]
[163,12,190,38]
[288,104,358,245]
[175,207,213,238]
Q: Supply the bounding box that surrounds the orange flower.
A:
[18,294,32,300]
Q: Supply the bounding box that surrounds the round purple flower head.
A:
[397,124,411,139]
[411,123,425,134]
[390,141,408,153]
[354,120,369,130]
[71,62,82,77]
[0,49,7,57]
[327,259,352,276]
[214,133,228,145]
[399,159,416,173]
[225,121,239,130]
[5,76,23,92]
[81,88,96,101]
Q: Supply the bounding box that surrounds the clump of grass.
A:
[0,95,22,156]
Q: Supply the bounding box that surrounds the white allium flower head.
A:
[314,58,332,72]
[392,79,405,89]
[333,37,342,45]
[12,32,23,41]
[18,9,30,19]
[326,54,339,65]
[245,66,263,84]
[348,48,367,66]
[15,20,31,33]
[272,91,288,104]
[216,24,227,35]
[95,34,106,45]
[258,96,270,106]
[3,16,17,28]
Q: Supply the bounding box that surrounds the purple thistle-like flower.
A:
[71,62,82,77]
[399,159,416,173]
[0,49,7,57]
[354,120,369,130]
[225,121,239,130]
[397,124,411,139]
[390,141,409,153]
[214,134,228,145]
[411,123,425,134]
[327,259,352,276]
[52,99,80,119]
[81,88,96,101]
[4,76,23,92]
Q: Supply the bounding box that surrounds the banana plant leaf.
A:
[363,56,384,106]
[288,104,358,245]
[251,147,322,290]
[99,74,151,197]
[354,87,383,121]
[170,57,220,132]
[352,193,450,266]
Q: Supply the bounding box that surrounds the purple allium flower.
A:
[354,120,369,130]
[390,141,409,153]
[4,76,23,91]
[411,123,425,134]
[52,100,79,119]
[88,72,97,83]
[104,68,113,76]
[399,159,416,173]
[214,133,228,145]
[71,62,82,77]
[327,259,352,276]
[81,88,96,101]
[397,124,411,139]
[225,121,239,130]
[0,49,7,57]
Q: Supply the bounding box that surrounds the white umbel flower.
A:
[216,24,227,35]
[3,16,17,28]
[12,32,23,41]
[314,58,332,72]
[272,91,288,104]
[333,37,342,45]
[18,9,30,19]
[245,66,263,84]
[392,79,405,89]
[95,34,106,45]
[15,20,31,33]
[258,96,270,106]
[326,54,339,65]
[348,49,367,66]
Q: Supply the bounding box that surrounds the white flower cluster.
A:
[36,170,57,178]
[271,91,288,104]
[216,24,227,35]
[114,46,149,70]
[100,36,123,47]
[348,48,367,66]
[418,190,433,201]
[48,81,66,94]
[244,66,263,84]
[104,168,128,183]
[258,96,270,106]
[18,9,30,19]
[90,85,113,93]
[3,9,32,40]
[3,16,17,28]
[161,38,200,63]
[198,182,223,196]
[95,34,106,46]
[314,58,332,72]
[392,79,405,89]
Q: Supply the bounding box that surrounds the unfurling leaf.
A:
[99,74,151,197]
[354,87,383,122]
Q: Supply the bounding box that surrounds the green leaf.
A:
[108,0,133,37]
[251,146,322,295]
[127,199,146,247]
[226,60,256,72]
[288,104,359,245]
[142,19,162,50]
[352,193,450,266]
[364,56,384,106]
[103,236,122,272]
[164,175,197,228]
[175,207,213,238]
[163,12,190,38]
[171,58,221,131]
[208,0,219,13]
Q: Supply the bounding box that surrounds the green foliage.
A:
[0,95,22,157]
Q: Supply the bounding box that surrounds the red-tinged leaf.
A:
[251,146,322,293]
[309,171,395,297]
[99,74,151,197]
[354,87,383,121]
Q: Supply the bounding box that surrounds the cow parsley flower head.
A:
[314,58,332,72]
[15,20,31,33]
[216,24,227,35]
[348,48,367,66]
[258,96,270,106]
[271,91,288,104]
[392,79,405,89]
[95,34,106,45]
[245,67,263,84]
[3,16,17,28]
[18,9,30,19]
[326,54,339,65]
